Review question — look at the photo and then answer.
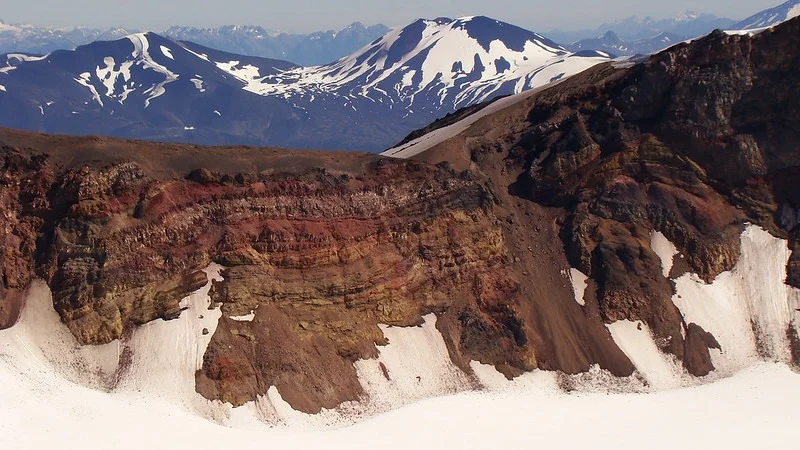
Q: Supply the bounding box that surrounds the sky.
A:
[0,0,783,32]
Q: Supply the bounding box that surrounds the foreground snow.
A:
[1,349,797,450]
[1,225,799,449]
[1,275,797,449]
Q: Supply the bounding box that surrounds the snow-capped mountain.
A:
[0,20,389,67]
[731,0,800,30]
[0,21,133,55]
[0,17,609,151]
[547,11,734,44]
[225,17,606,110]
[162,22,391,65]
[569,30,685,56]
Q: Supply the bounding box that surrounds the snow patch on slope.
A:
[127,33,179,107]
[229,309,256,322]
[354,314,476,411]
[95,56,135,102]
[74,72,104,107]
[651,231,679,277]
[160,45,174,60]
[0,265,226,420]
[671,225,800,375]
[568,268,588,306]
[115,264,224,413]
[607,320,686,390]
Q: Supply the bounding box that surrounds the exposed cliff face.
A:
[1,132,586,413]
[0,19,797,416]
[401,19,800,377]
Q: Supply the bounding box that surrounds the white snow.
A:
[724,27,771,36]
[73,72,104,107]
[228,309,256,322]
[160,45,174,60]
[214,60,265,92]
[190,77,206,92]
[650,231,679,277]
[0,252,799,449]
[0,265,226,414]
[607,320,686,390]
[790,4,800,21]
[180,45,210,61]
[114,265,224,405]
[95,56,135,102]
[202,18,606,110]
[5,53,46,64]
[671,225,800,375]
[1,329,798,450]
[353,314,476,411]
[127,33,179,107]
[568,268,588,306]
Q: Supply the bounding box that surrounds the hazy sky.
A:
[0,0,782,32]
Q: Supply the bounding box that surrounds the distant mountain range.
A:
[569,31,685,57]
[0,20,389,66]
[546,11,735,45]
[4,2,796,65]
[0,21,132,54]
[162,22,390,66]
[0,16,609,151]
[559,2,799,57]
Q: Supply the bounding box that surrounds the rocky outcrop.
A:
[406,19,800,376]
[1,135,593,413]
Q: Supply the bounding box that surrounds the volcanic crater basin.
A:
[1,16,800,447]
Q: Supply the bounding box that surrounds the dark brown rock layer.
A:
[409,19,800,376]
[1,135,621,413]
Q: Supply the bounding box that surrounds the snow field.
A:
[1,224,799,449]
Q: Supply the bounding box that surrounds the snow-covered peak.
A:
[0,18,608,150]
[209,16,603,109]
[672,11,699,22]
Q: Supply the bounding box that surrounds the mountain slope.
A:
[731,0,800,29]
[233,17,606,109]
[0,17,609,151]
[386,17,800,380]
